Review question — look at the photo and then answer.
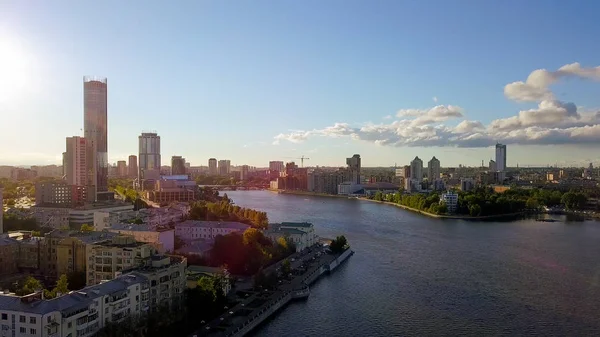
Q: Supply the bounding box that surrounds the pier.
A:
[190,247,354,337]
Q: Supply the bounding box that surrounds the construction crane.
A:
[285,155,310,168]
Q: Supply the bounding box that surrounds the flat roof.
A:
[109,223,174,232]
[278,222,314,228]
[175,220,250,230]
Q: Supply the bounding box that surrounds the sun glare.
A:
[0,33,33,104]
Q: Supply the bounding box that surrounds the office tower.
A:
[427,156,440,181]
[410,156,423,182]
[346,154,361,184]
[218,160,231,176]
[269,161,285,172]
[495,143,507,171]
[65,136,89,186]
[62,152,67,177]
[128,155,138,178]
[117,161,127,177]
[138,132,161,180]
[241,165,249,181]
[489,160,496,172]
[208,158,217,175]
[83,76,109,200]
[171,156,186,175]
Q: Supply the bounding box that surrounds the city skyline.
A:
[2,2,600,167]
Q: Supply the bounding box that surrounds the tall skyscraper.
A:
[117,161,127,177]
[346,154,361,184]
[208,158,217,175]
[171,156,186,175]
[427,156,440,181]
[240,165,249,181]
[65,136,89,186]
[83,76,109,200]
[410,156,423,182]
[138,132,161,180]
[128,155,138,178]
[218,160,231,176]
[495,143,507,171]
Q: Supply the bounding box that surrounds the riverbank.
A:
[268,189,350,199]
[360,197,526,220]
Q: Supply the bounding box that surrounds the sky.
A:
[1,1,600,168]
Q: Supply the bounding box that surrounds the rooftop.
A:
[175,220,250,231]
[46,230,120,244]
[0,273,146,315]
[109,223,174,232]
[265,227,307,236]
[278,222,314,228]
[0,236,18,246]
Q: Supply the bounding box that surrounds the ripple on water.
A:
[227,191,600,337]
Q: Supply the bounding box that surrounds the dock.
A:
[190,247,354,337]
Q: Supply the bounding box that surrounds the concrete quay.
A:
[191,246,354,337]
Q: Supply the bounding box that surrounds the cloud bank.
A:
[273,62,600,148]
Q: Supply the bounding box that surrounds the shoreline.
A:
[269,189,525,220]
[359,198,526,220]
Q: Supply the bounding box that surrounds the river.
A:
[222,190,600,336]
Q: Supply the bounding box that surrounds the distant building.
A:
[395,165,411,178]
[171,156,186,175]
[441,191,458,213]
[0,236,18,277]
[269,161,284,172]
[65,136,89,186]
[240,165,249,181]
[35,181,95,207]
[174,220,250,241]
[128,155,138,178]
[427,156,440,181]
[346,154,361,184]
[84,76,110,201]
[139,132,161,182]
[108,223,175,253]
[208,158,217,175]
[410,157,423,182]
[269,222,318,248]
[117,160,127,177]
[144,176,196,205]
[460,178,475,191]
[218,160,231,176]
[495,143,507,172]
[489,159,497,172]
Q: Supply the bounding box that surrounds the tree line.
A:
[189,195,268,228]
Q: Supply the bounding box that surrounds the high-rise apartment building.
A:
[65,136,88,186]
[117,160,127,177]
[139,132,161,180]
[83,76,109,200]
[410,156,423,182]
[269,161,285,172]
[395,165,411,178]
[218,160,231,176]
[427,156,441,181]
[495,143,507,171]
[128,155,138,178]
[489,159,497,172]
[241,165,249,181]
[208,158,217,175]
[346,154,361,184]
[171,156,187,175]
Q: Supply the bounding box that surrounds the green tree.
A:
[330,235,348,254]
[469,204,482,216]
[281,259,291,275]
[55,274,69,295]
[196,276,217,302]
[16,276,43,296]
[526,197,539,209]
[80,224,94,232]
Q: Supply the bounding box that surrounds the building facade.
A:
[139,132,161,181]
[65,136,88,187]
[108,224,175,254]
[410,156,423,182]
[346,154,361,184]
[217,160,231,176]
[427,156,440,181]
[171,156,186,176]
[174,220,250,241]
[83,76,109,201]
[116,161,127,178]
[208,158,217,176]
[495,143,507,172]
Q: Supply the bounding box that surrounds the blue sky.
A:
[2,0,600,168]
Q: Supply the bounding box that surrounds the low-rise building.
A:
[0,273,147,337]
[441,191,458,213]
[94,206,186,231]
[107,224,175,253]
[270,222,318,248]
[0,236,19,277]
[174,239,213,257]
[186,266,231,295]
[264,226,309,252]
[174,220,250,241]
[33,202,134,230]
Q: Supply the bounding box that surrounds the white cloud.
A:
[504,63,600,102]
[433,96,438,103]
[273,63,600,148]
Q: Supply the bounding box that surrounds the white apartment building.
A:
[441,191,458,213]
[174,220,250,241]
[86,236,154,285]
[0,273,146,337]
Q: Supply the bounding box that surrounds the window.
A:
[19,327,25,334]
[0,314,5,320]
[30,317,36,324]
[47,316,51,323]
[30,328,36,334]
[19,315,25,323]
[68,322,72,328]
